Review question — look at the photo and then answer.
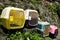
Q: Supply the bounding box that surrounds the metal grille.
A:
[29,11,38,26]
[43,25,50,37]
[9,10,24,27]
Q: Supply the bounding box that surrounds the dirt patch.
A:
[53,28,60,40]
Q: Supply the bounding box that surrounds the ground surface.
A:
[53,28,60,40]
[0,26,60,40]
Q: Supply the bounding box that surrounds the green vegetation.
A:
[45,2,60,13]
[6,31,52,40]
[6,32,24,40]
[29,0,43,3]
[24,31,43,40]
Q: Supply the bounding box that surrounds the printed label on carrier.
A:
[28,16,31,20]
[10,16,13,21]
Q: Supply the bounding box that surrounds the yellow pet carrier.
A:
[24,9,39,28]
[0,7,25,30]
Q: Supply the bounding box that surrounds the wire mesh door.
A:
[29,11,38,26]
[9,10,25,27]
[43,25,50,37]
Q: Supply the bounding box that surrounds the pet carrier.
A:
[0,7,25,30]
[24,9,39,28]
[38,21,50,37]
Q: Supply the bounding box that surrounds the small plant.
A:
[6,32,24,40]
[6,31,44,40]
[24,31,43,40]
[29,32,43,40]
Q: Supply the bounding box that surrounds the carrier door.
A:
[9,10,25,28]
[43,25,50,37]
[29,11,38,26]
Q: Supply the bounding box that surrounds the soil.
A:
[0,28,7,40]
[53,28,60,40]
